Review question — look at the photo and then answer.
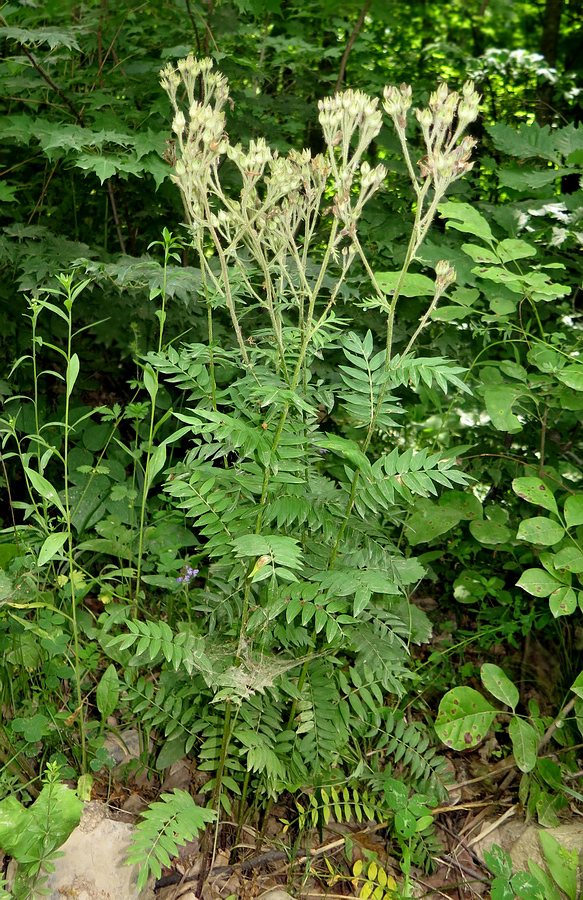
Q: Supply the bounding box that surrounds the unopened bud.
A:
[172,110,186,135]
[435,260,456,289]
[416,107,433,128]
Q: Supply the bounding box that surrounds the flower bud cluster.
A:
[382,83,412,122]
[318,90,386,231]
[435,259,457,291]
[160,57,231,226]
[383,78,480,197]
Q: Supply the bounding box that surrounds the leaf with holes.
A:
[435,687,497,750]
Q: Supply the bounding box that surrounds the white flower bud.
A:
[172,111,186,135]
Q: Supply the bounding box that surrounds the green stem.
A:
[60,279,87,773]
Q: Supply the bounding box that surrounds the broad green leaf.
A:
[144,443,167,494]
[481,664,519,710]
[435,687,497,750]
[406,501,462,546]
[374,271,435,297]
[66,353,80,398]
[24,467,66,516]
[510,871,546,900]
[516,517,564,545]
[1,26,81,50]
[497,167,569,191]
[96,663,120,719]
[439,491,483,520]
[469,519,512,545]
[0,183,19,203]
[556,366,583,391]
[156,737,186,770]
[461,244,499,264]
[486,122,561,163]
[38,532,69,566]
[539,831,577,900]
[491,878,514,900]
[0,782,82,864]
[321,435,373,477]
[553,547,583,573]
[512,477,558,515]
[516,568,562,597]
[508,717,538,772]
[438,201,494,244]
[549,585,577,617]
[143,364,158,403]
[77,773,93,802]
[489,297,517,317]
[484,386,523,432]
[571,670,583,700]
[484,845,513,880]
[527,862,561,900]
[536,791,564,827]
[564,495,583,528]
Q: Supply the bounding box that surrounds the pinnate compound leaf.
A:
[481,664,519,710]
[517,568,562,597]
[127,790,216,891]
[435,687,497,750]
[565,495,583,528]
[508,718,538,772]
[516,517,564,545]
[512,477,558,515]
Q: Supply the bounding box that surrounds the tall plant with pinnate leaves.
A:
[113,57,480,878]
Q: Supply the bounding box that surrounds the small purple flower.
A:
[177,565,199,586]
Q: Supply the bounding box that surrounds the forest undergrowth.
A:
[1,2,583,899]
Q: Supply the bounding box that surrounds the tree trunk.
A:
[536,0,564,123]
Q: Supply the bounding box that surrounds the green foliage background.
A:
[1,0,583,893]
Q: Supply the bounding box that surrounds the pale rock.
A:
[43,801,154,900]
